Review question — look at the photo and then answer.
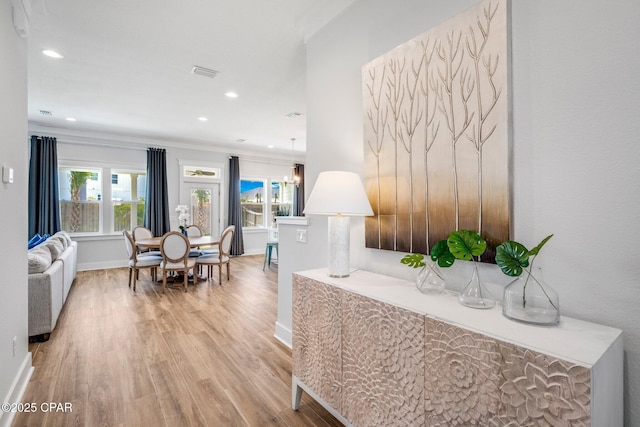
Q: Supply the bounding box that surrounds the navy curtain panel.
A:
[228,156,244,256]
[144,148,170,236]
[293,163,305,216]
[28,135,61,236]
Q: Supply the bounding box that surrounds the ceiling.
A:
[26,0,356,155]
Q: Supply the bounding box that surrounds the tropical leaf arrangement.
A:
[400,231,557,311]
[495,234,553,277]
[495,234,556,308]
[401,230,487,269]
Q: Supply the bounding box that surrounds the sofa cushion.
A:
[50,234,68,250]
[56,230,73,246]
[42,238,64,260]
[28,246,52,273]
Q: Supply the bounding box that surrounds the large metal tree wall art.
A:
[363,0,510,261]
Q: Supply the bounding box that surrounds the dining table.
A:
[135,234,220,285]
[135,234,220,251]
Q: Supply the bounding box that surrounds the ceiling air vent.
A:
[191,66,220,79]
[39,110,53,116]
[285,112,302,119]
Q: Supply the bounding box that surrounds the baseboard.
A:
[77,260,127,271]
[0,352,34,427]
[274,322,292,349]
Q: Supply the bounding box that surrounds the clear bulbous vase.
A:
[415,262,447,294]
[502,267,560,326]
[458,262,496,309]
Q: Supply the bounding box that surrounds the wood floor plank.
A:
[16,255,341,427]
[224,380,286,427]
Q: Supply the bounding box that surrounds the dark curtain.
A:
[144,148,170,236]
[228,156,244,255]
[28,135,61,236]
[293,163,305,216]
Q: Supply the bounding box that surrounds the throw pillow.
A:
[28,246,52,274]
[28,234,41,249]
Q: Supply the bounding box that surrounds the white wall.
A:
[0,3,33,426]
[304,0,640,425]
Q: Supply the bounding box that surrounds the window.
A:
[240,178,294,228]
[111,170,147,233]
[271,181,293,221]
[58,167,102,233]
[240,179,265,228]
[58,165,146,235]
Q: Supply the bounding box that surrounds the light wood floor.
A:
[14,255,341,427]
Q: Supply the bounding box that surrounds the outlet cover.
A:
[296,229,307,243]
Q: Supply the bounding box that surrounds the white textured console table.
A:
[292,268,623,427]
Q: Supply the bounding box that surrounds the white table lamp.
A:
[304,171,373,277]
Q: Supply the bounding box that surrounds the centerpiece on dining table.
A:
[175,205,190,236]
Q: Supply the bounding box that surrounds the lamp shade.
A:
[304,171,373,216]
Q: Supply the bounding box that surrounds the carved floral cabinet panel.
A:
[292,275,342,411]
[341,291,425,426]
[292,269,623,427]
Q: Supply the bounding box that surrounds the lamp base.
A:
[328,216,350,278]
[328,273,350,278]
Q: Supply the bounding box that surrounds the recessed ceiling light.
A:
[198,117,208,122]
[225,91,238,98]
[285,112,302,119]
[267,145,274,149]
[66,117,77,122]
[236,139,245,143]
[42,50,63,59]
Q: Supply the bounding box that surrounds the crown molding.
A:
[28,123,306,164]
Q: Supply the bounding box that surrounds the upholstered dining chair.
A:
[123,230,162,291]
[159,231,197,293]
[196,225,235,284]
[185,224,204,257]
[185,224,203,237]
[132,226,155,254]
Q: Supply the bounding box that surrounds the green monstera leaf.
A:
[447,230,486,261]
[400,253,426,268]
[495,241,530,276]
[430,240,456,268]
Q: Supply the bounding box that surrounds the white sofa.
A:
[27,231,77,339]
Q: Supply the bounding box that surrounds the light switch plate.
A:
[296,229,307,243]
[2,167,13,184]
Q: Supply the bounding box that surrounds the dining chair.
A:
[185,224,203,237]
[132,226,155,254]
[159,231,197,293]
[185,225,204,257]
[123,230,162,291]
[196,225,235,284]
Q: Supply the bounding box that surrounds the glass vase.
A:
[502,267,560,326]
[458,262,496,309]
[415,262,447,294]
